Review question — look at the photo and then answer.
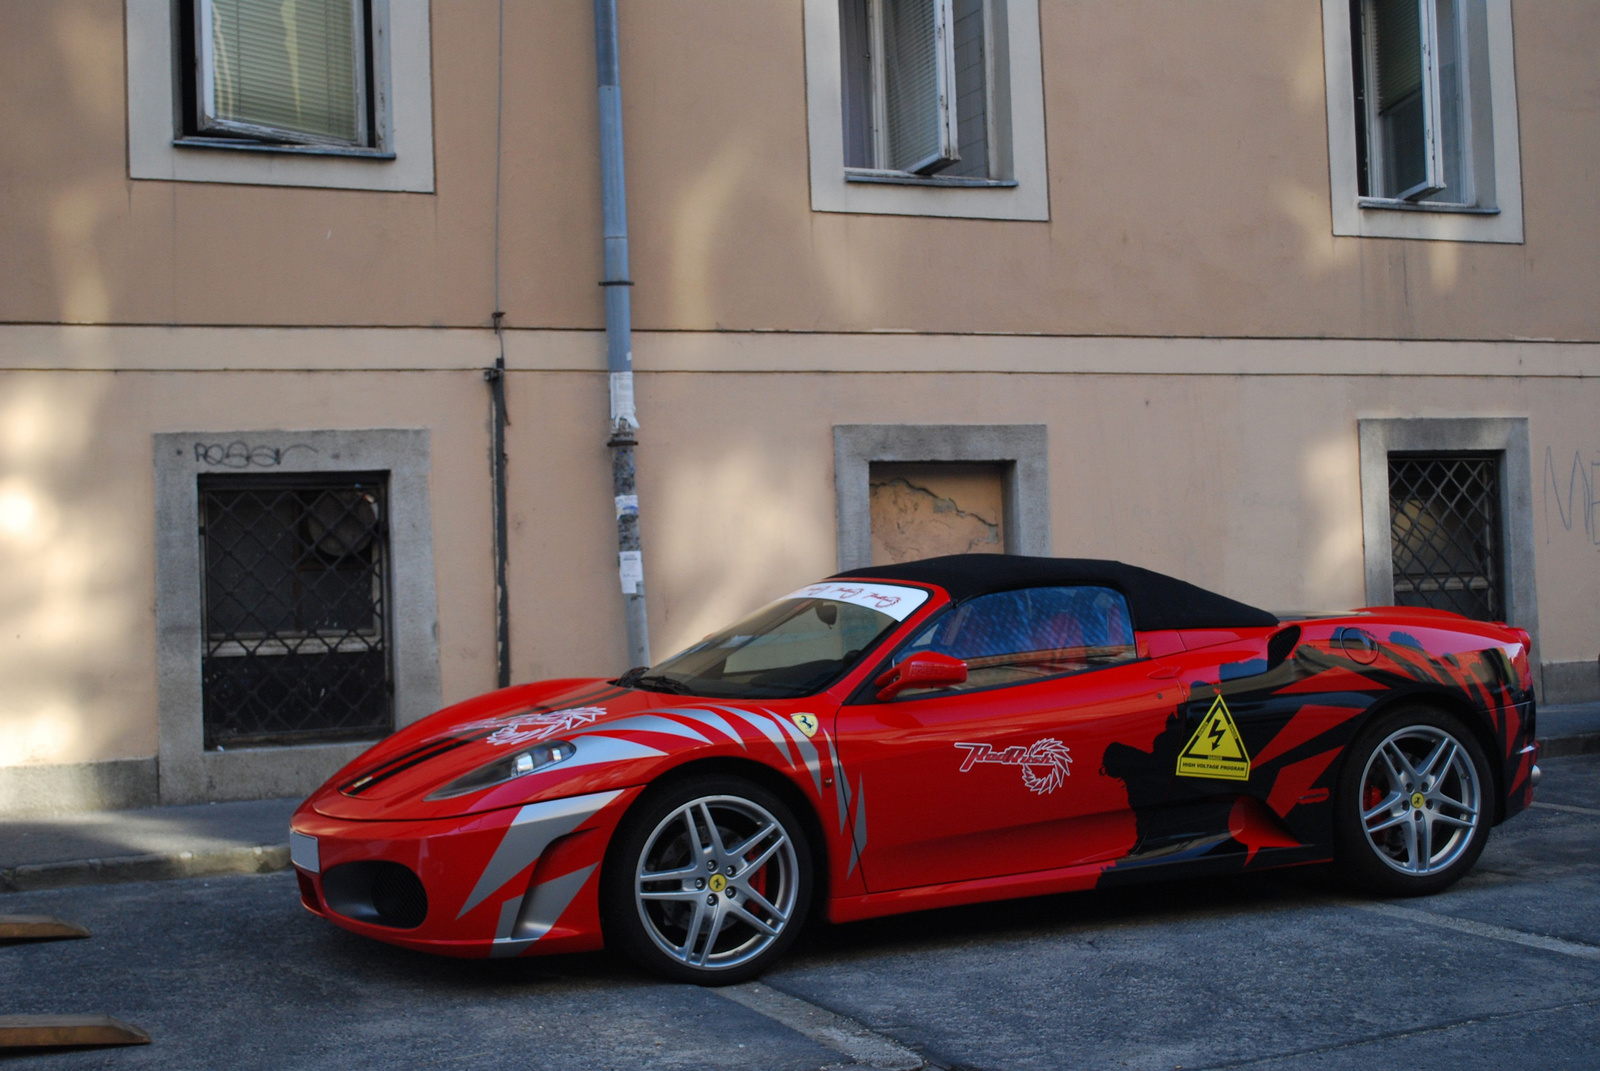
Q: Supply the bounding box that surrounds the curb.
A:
[0,845,289,894]
[1541,733,1600,759]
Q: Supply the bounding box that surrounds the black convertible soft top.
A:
[833,554,1278,632]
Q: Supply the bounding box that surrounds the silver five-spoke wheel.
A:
[1336,706,1493,897]
[603,777,812,984]
[1356,723,1478,870]
[1358,725,1481,875]
[635,795,799,969]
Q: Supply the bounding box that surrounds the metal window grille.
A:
[1388,453,1504,621]
[200,473,393,748]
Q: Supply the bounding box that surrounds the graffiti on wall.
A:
[1543,447,1600,547]
[193,441,317,468]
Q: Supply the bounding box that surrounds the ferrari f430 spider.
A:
[290,555,1538,983]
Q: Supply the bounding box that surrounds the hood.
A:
[308,678,830,822]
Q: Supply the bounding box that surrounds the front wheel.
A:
[1334,706,1493,897]
[601,776,812,985]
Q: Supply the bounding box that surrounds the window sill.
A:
[174,136,396,161]
[845,169,1018,189]
[1356,197,1500,216]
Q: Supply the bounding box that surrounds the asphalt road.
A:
[4,755,1597,1070]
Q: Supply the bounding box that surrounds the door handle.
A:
[1148,665,1180,680]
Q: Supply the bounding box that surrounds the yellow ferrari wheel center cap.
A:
[709,874,727,893]
[1411,792,1427,810]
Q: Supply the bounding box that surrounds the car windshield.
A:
[634,581,929,699]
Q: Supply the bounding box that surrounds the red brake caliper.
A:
[746,843,768,900]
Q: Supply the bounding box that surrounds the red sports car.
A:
[289,555,1539,984]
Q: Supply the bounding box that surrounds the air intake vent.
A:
[321,861,428,930]
[1266,625,1302,670]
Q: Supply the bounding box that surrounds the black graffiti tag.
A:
[193,441,316,468]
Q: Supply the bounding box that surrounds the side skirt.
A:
[825,845,1332,925]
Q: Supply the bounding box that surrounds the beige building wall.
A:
[1,327,1595,792]
[2,1,1597,338]
[0,1,1596,809]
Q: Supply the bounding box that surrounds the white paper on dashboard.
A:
[782,581,929,621]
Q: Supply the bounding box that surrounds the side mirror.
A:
[875,651,968,702]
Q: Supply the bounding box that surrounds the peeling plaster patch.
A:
[869,463,1004,565]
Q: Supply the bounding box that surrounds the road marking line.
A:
[1531,801,1600,817]
[717,981,926,1070]
[1351,901,1600,961]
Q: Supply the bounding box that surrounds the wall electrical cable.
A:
[485,0,512,689]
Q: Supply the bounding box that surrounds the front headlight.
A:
[424,739,577,800]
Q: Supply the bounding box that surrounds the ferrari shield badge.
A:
[790,712,819,738]
[1176,695,1251,781]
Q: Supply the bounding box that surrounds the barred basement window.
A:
[200,473,393,748]
[1388,453,1504,621]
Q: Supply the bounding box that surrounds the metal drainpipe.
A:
[594,0,650,669]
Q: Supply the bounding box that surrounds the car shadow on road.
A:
[791,865,1344,963]
[299,865,1349,992]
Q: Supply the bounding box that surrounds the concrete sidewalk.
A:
[1537,701,1600,757]
[4,703,1597,895]
[1,797,297,893]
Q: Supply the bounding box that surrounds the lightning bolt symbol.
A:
[1208,719,1227,749]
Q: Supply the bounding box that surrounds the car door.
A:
[833,585,1187,892]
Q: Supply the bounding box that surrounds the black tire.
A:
[600,776,813,985]
[1333,704,1494,897]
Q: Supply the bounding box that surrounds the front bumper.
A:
[1501,698,1537,821]
[289,787,642,958]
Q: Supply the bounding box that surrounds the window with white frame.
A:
[840,0,991,178]
[1321,0,1522,241]
[125,0,433,190]
[180,0,384,152]
[805,0,1049,220]
[1352,0,1473,204]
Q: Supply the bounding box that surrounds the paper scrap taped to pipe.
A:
[609,371,639,429]
[615,494,638,518]
[619,550,643,594]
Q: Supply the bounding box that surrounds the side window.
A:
[896,585,1136,695]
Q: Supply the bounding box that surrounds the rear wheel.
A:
[601,776,811,985]
[1334,705,1492,896]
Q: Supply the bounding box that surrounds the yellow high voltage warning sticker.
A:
[1176,695,1251,781]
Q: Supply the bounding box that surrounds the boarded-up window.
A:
[869,462,1004,565]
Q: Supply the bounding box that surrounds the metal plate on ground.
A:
[0,1015,151,1049]
[0,915,90,941]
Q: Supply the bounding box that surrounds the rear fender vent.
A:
[321,861,429,929]
[1266,625,1302,671]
